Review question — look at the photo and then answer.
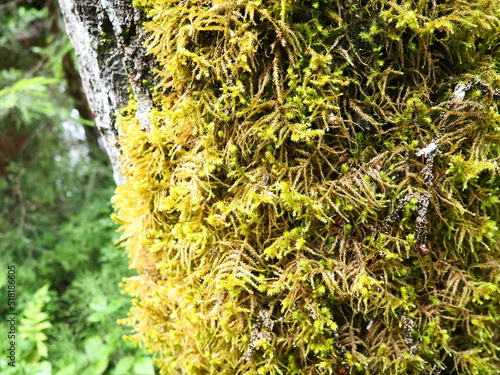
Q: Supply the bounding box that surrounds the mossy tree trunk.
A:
[58,0,154,185]
[60,1,499,374]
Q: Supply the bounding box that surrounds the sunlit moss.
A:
[113,1,500,374]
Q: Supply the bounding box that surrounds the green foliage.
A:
[0,1,154,374]
[0,74,59,122]
[19,284,52,362]
[114,0,499,374]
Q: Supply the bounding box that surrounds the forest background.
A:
[0,0,155,374]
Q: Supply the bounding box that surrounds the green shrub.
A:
[0,2,155,374]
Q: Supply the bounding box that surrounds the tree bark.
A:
[57,0,153,185]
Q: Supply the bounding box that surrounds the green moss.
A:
[114,1,500,374]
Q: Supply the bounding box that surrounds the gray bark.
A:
[57,0,154,185]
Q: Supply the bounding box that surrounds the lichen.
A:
[113,1,500,374]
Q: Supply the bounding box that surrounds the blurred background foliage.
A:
[0,1,154,374]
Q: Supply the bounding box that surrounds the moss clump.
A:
[113,1,500,374]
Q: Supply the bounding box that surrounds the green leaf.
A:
[132,357,155,375]
[112,356,134,374]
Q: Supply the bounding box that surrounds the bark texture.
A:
[58,0,153,184]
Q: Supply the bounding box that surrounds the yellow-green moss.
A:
[114,1,500,374]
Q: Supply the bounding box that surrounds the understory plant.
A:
[0,2,155,373]
[114,1,500,374]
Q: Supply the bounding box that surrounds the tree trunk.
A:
[58,0,154,185]
[58,1,500,375]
